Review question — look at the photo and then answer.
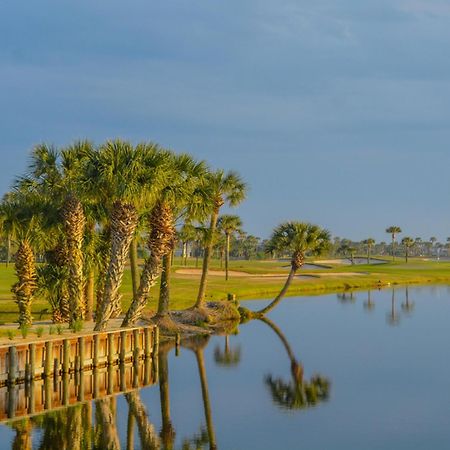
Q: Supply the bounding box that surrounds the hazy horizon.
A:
[2,1,450,241]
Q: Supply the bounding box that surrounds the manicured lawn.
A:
[1,257,450,325]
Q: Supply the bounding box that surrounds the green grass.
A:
[1,256,450,323]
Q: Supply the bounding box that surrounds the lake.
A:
[1,285,450,449]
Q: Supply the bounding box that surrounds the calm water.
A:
[2,285,450,449]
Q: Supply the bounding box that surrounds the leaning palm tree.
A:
[217,215,243,281]
[251,222,330,317]
[123,152,208,327]
[362,238,375,264]
[195,170,247,308]
[386,226,402,261]
[401,237,415,263]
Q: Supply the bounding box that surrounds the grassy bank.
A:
[0,257,450,325]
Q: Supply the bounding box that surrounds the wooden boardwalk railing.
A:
[0,325,159,422]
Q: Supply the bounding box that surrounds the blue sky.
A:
[1,0,450,241]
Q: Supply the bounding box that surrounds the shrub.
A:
[71,320,84,333]
[7,330,15,340]
[20,325,30,339]
[56,325,64,335]
[35,327,45,338]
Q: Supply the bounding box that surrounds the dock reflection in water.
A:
[1,314,331,450]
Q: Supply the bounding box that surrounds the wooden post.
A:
[29,343,36,380]
[120,331,127,363]
[144,327,152,358]
[152,327,159,356]
[175,333,181,357]
[62,339,70,374]
[93,367,99,399]
[79,336,85,372]
[93,334,100,367]
[108,333,115,366]
[8,346,17,385]
[120,362,126,391]
[107,364,114,395]
[133,329,141,361]
[44,341,53,377]
[78,369,85,402]
[144,355,151,385]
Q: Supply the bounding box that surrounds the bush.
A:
[48,326,55,335]
[7,330,15,340]
[56,325,64,335]
[71,320,84,333]
[35,327,45,338]
[20,325,30,339]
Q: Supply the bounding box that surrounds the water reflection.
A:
[2,317,332,449]
[336,287,416,325]
[260,317,330,411]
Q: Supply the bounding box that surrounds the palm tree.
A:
[195,170,247,309]
[386,226,402,261]
[95,398,121,450]
[217,215,243,281]
[123,152,208,326]
[401,237,414,263]
[362,238,375,264]
[158,348,176,450]
[252,222,330,317]
[93,141,164,331]
[430,236,437,257]
[260,317,330,411]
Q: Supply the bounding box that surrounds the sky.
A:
[1,0,450,242]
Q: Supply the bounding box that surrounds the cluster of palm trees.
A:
[0,140,247,329]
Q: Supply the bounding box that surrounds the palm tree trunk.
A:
[405,248,408,263]
[122,254,162,326]
[12,419,32,450]
[196,207,220,307]
[392,235,395,261]
[367,247,371,264]
[12,239,37,326]
[259,316,296,362]
[126,391,160,449]
[95,201,138,331]
[225,233,230,281]
[158,253,172,314]
[159,351,175,450]
[122,201,174,327]
[63,195,86,324]
[6,234,11,268]
[195,349,217,450]
[256,267,297,316]
[130,236,139,299]
[85,268,95,321]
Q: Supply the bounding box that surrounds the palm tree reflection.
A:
[401,286,415,314]
[387,289,400,326]
[363,290,375,311]
[213,335,241,368]
[260,317,330,411]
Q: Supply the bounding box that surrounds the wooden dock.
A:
[0,325,159,422]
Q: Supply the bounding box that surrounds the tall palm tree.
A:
[252,222,330,317]
[387,289,400,326]
[123,152,208,326]
[93,141,165,331]
[195,170,247,308]
[362,238,375,264]
[386,226,402,261]
[401,237,414,263]
[217,215,243,281]
[430,236,437,257]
